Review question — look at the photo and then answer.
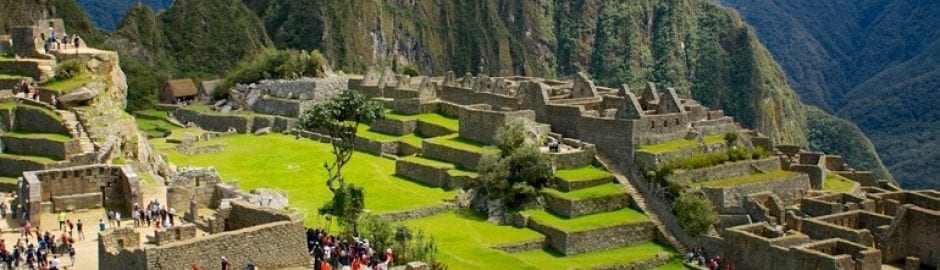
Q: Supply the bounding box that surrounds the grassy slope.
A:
[700,170,798,188]
[637,134,725,154]
[403,210,671,270]
[151,132,454,227]
[554,166,613,183]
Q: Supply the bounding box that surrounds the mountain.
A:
[720,0,939,188]
[76,0,173,31]
[3,0,892,183]
[241,0,890,179]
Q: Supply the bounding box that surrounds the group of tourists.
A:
[5,219,79,269]
[686,246,736,270]
[307,229,394,270]
[42,29,82,52]
[136,200,177,230]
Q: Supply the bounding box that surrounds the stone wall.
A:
[20,165,141,226]
[370,118,417,136]
[0,156,48,176]
[800,193,876,217]
[0,134,77,159]
[0,60,50,81]
[224,200,295,231]
[634,142,726,170]
[250,77,347,101]
[395,159,450,187]
[457,105,536,145]
[166,167,222,214]
[416,120,455,137]
[703,173,810,214]
[542,192,630,218]
[251,96,314,118]
[421,140,488,170]
[527,219,655,255]
[13,105,70,134]
[670,157,781,185]
[881,206,940,267]
[152,224,198,245]
[549,144,597,170]
[173,108,296,134]
[100,220,308,270]
[51,192,101,211]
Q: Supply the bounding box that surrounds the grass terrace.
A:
[699,170,799,188]
[0,74,27,79]
[403,210,672,269]
[823,173,857,193]
[150,129,455,227]
[427,134,489,153]
[356,124,426,147]
[134,109,178,138]
[2,132,71,142]
[384,111,459,131]
[524,207,649,232]
[400,155,455,169]
[0,152,60,163]
[637,134,724,154]
[554,166,613,183]
[543,184,627,201]
[41,73,102,92]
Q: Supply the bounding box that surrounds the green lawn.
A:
[357,124,426,147]
[0,152,60,163]
[385,112,459,131]
[134,110,178,138]
[402,210,671,270]
[427,134,489,153]
[0,74,26,79]
[544,184,627,200]
[524,207,649,232]
[2,132,72,142]
[554,166,613,182]
[151,131,455,227]
[823,173,857,193]
[637,134,725,154]
[0,176,18,192]
[400,155,455,169]
[700,170,799,188]
[41,73,102,92]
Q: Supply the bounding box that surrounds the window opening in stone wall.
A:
[651,121,656,128]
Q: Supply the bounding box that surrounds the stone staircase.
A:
[57,109,96,154]
[597,154,688,254]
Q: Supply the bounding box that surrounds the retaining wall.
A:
[527,219,655,255]
[703,173,810,214]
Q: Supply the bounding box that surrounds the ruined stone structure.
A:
[99,200,308,270]
[18,164,142,226]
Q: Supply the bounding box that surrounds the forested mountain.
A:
[76,0,173,31]
[0,0,894,184]
[720,0,939,188]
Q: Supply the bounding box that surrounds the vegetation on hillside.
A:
[720,0,936,188]
[673,192,718,236]
[215,49,327,99]
[76,0,172,31]
[473,119,553,214]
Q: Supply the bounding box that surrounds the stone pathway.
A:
[596,154,687,254]
[57,109,96,154]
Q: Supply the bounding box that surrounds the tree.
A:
[673,192,719,236]
[300,90,384,234]
[474,119,553,213]
[300,90,384,191]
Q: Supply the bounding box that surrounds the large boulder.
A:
[249,188,289,209]
[58,83,105,103]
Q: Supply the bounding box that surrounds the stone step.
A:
[421,135,494,171]
[394,156,476,190]
[523,208,656,256]
[542,184,631,218]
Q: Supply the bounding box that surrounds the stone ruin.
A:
[230,76,348,117]
[18,164,142,227]
[99,199,307,269]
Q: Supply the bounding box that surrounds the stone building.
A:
[161,79,198,104]
[10,19,66,58]
[18,164,142,226]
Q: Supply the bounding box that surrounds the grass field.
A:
[554,166,613,182]
[41,73,102,92]
[524,207,649,232]
[134,110,177,138]
[2,132,72,142]
[637,134,725,154]
[700,170,799,188]
[823,173,857,193]
[151,132,455,227]
[403,210,671,269]
[385,112,459,131]
[543,184,627,200]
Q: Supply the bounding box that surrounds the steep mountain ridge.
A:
[721,0,938,188]
[76,0,173,31]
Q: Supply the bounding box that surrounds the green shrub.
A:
[752,146,769,159]
[55,59,85,80]
[728,147,749,162]
[673,193,718,236]
[400,64,420,76]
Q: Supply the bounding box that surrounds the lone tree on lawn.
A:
[300,90,384,234]
[472,118,553,220]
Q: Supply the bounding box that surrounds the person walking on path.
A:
[76,219,84,240]
[221,256,232,270]
[57,211,66,231]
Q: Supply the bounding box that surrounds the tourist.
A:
[221,256,232,270]
[192,264,201,270]
[98,219,105,232]
[115,211,122,227]
[244,259,256,270]
[169,207,177,226]
[23,220,31,238]
[48,255,59,270]
[106,210,114,227]
[133,203,141,227]
[0,200,6,218]
[67,244,75,266]
[57,211,66,231]
[76,219,84,240]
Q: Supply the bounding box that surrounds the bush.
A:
[673,193,718,236]
[752,146,769,159]
[727,147,749,162]
[55,59,85,80]
[400,64,420,76]
[357,215,443,268]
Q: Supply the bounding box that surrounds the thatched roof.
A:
[165,79,198,97]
